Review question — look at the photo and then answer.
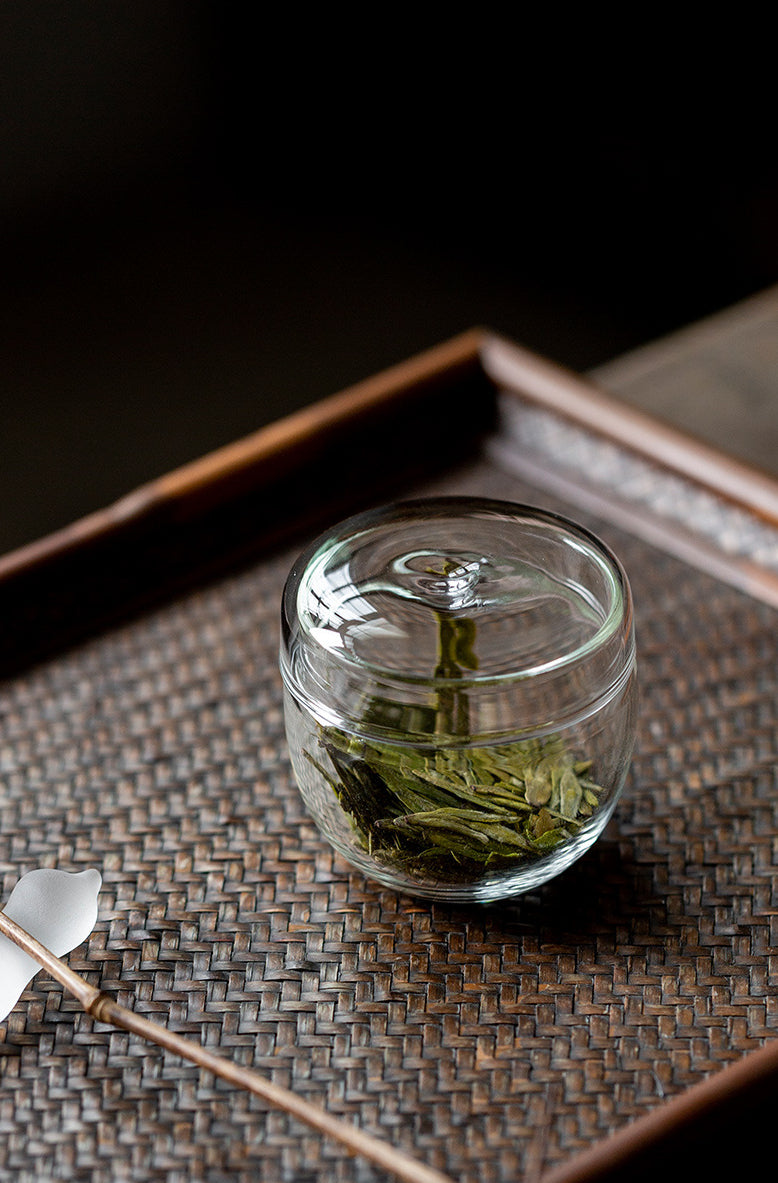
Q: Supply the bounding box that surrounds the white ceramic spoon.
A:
[0,867,101,1022]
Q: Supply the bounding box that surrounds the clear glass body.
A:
[280,497,637,903]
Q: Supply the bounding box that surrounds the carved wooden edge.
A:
[479,331,778,524]
[483,333,778,609]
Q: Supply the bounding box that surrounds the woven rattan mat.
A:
[1,457,777,1183]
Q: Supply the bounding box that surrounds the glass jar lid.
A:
[280,497,635,743]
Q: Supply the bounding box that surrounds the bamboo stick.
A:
[0,909,453,1183]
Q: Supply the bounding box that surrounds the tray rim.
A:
[2,327,778,1180]
[2,325,777,587]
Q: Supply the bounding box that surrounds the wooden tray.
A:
[2,328,778,1182]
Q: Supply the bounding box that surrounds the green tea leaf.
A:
[304,609,604,883]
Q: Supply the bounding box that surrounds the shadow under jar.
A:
[280,497,637,903]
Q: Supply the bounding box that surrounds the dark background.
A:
[2,5,777,556]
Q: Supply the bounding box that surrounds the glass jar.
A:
[280,497,637,903]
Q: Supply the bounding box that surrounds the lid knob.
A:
[391,550,483,611]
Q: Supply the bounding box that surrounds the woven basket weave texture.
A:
[1,458,776,1183]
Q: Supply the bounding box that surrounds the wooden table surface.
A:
[591,285,778,479]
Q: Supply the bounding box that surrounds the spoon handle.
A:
[0,909,452,1183]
